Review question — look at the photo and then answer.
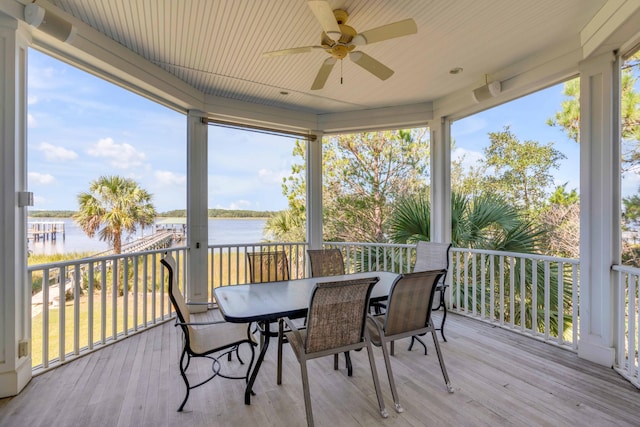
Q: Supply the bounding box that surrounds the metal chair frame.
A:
[161,254,257,411]
[367,270,454,413]
[281,277,388,427]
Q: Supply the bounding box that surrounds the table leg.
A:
[245,320,270,405]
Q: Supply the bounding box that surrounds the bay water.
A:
[28,217,268,256]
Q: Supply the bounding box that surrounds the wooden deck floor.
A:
[1,312,639,427]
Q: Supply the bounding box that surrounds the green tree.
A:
[389,191,571,338]
[74,176,156,254]
[264,209,305,242]
[390,191,543,252]
[481,126,565,214]
[548,54,640,171]
[278,129,430,243]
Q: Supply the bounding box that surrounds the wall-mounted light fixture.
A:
[472,77,501,103]
[24,3,76,43]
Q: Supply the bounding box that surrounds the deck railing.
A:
[28,241,583,374]
[612,264,640,388]
[449,248,580,351]
[28,246,187,374]
[327,243,581,350]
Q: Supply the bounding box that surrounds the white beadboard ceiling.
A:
[44,0,611,117]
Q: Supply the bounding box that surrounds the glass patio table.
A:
[213,271,399,404]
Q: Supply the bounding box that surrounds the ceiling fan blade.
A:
[307,1,341,40]
[311,57,337,90]
[263,46,324,58]
[349,51,394,81]
[352,18,417,46]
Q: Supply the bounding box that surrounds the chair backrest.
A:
[307,248,345,277]
[304,277,379,354]
[383,270,445,336]
[247,250,290,283]
[160,254,192,335]
[413,241,451,273]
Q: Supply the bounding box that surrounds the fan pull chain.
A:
[340,59,343,85]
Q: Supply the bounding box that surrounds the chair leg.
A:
[407,335,428,355]
[439,302,448,342]
[333,352,353,376]
[300,359,315,427]
[277,318,284,385]
[177,349,191,412]
[431,329,454,393]
[365,341,389,418]
[380,339,403,413]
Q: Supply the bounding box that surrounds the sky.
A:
[26,49,636,213]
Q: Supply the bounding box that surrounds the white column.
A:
[430,117,452,243]
[578,52,620,367]
[0,13,32,397]
[186,111,208,312]
[306,133,323,249]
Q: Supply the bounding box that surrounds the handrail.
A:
[28,241,583,376]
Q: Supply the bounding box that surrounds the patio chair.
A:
[367,270,454,413]
[280,277,388,426]
[410,241,452,353]
[161,254,257,412]
[247,250,292,352]
[247,250,290,283]
[307,248,345,276]
[301,248,352,378]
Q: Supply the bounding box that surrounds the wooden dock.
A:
[27,221,65,241]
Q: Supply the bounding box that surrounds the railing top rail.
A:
[327,242,414,249]
[611,263,640,275]
[450,247,578,264]
[27,246,188,271]
[208,242,307,249]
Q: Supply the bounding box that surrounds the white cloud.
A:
[28,113,37,128]
[37,142,78,161]
[215,200,252,210]
[452,147,484,171]
[622,172,640,198]
[29,172,55,185]
[87,137,146,169]
[154,171,186,186]
[258,168,287,184]
[28,95,38,105]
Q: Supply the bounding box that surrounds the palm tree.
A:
[74,176,156,254]
[388,191,572,338]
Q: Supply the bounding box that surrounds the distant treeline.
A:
[29,209,277,219]
[159,209,277,218]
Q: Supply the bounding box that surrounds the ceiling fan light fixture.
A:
[326,30,342,40]
[352,34,367,46]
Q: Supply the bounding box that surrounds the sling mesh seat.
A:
[410,241,452,353]
[161,254,257,411]
[281,276,387,426]
[367,270,454,413]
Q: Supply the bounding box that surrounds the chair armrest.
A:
[283,317,304,348]
[175,320,227,327]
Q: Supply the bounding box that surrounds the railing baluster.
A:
[520,257,525,332]
[544,261,550,341]
[532,259,538,337]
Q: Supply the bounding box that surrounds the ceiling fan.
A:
[263,0,417,90]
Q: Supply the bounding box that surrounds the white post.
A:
[578,52,620,367]
[430,117,452,243]
[306,133,323,249]
[186,111,208,312]
[0,13,32,397]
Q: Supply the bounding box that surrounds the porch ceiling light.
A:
[24,3,76,43]
[472,80,501,103]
